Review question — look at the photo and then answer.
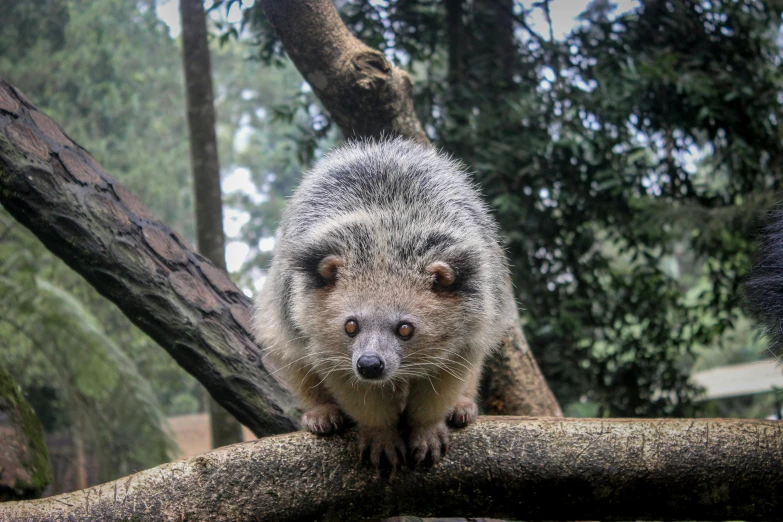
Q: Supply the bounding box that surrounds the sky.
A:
[156,0,251,38]
[154,0,640,278]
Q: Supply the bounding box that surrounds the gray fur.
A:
[253,137,516,463]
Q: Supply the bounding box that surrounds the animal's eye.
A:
[396,323,414,340]
[345,319,359,337]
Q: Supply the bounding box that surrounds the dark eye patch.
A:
[289,222,373,288]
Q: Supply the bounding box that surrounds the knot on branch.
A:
[350,50,392,91]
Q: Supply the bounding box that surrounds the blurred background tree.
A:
[0,0,781,493]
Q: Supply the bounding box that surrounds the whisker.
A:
[426,375,439,395]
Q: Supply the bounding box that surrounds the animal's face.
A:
[289,253,481,385]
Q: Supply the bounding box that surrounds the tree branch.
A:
[259,0,428,143]
[259,0,562,418]
[0,79,299,437]
[2,417,781,521]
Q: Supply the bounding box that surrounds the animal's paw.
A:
[302,404,345,435]
[446,397,478,429]
[358,426,406,470]
[408,421,449,466]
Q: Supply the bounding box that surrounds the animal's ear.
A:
[317,255,344,284]
[427,261,456,291]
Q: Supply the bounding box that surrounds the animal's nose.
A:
[356,354,385,379]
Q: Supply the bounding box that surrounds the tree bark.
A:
[0,79,299,437]
[259,0,562,418]
[179,0,244,449]
[2,417,781,521]
[481,323,562,416]
[0,364,52,501]
[259,0,428,143]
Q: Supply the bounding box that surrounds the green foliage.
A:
[0,0,194,238]
[234,0,783,417]
[0,0,334,485]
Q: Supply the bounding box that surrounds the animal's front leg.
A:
[357,424,407,470]
[290,364,346,435]
[405,367,470,465]
[446,363,482,429]
[327,380,406,469]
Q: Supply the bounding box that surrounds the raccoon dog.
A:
[254,138,516,467]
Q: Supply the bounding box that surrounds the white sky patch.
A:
[223,167,252,192]
[157,0,256,38]
[223,168,264,271]
[222,167,267,204]
[259,237,276,252]
[252,273,267,293]
[224,207,250,238]
[225,241,250,273]
[526,0,641,40]
[223,1,244,24]
[156,0,181,38]
[234,125,254,152]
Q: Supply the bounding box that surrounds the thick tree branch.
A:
[2,417,782,521]
[260,0,562,418]
[0,80,299,437]
[259,0,428,143]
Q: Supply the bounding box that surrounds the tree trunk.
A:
[2,417,781,521]
[70,423,87,493]
[446,0,466,90]
[0,79,299,437]
[481,323,562,415]
[0,364,52,501]
[179,0,244,449]
[258,0,562,418]
[481,0,515,89]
